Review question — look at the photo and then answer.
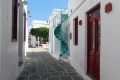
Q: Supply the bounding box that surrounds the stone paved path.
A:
[18,51,84,80]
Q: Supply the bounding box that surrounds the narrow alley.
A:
[19,48,84,80]
[1,0,120,80]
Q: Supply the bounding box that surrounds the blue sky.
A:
[27,0,69,27]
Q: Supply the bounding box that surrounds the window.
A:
[12,0,18,42]
[89,9,100,18]
[74,17,78,45]
[24,13,26,41]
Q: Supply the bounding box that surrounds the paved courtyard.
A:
[19,48,84,80]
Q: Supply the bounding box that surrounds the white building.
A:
[49,9,63,55]
[0,0,27,80]
[32,20,49,28]
[24,0,29,57]
[19,0,28,73]
[68,0,120,80]
[29,20,49,30]
[30,20,49,47]
[49,9,70,60]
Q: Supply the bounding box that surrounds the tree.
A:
[30,27,49,41]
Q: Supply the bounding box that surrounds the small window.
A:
[74,17,78,45]
[88,7,100,19]
[12,0,18,42]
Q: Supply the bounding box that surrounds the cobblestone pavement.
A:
[18,51,84,80]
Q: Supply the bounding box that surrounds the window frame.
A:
[12,0,18,42]
[73,16,78,46]
[24,12,26,41]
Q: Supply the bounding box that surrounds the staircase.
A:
[54,14,68,57]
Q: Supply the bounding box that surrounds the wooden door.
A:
[87,5,100,80]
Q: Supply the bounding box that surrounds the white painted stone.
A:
[69,0,120,80]
[49,9,69,59]
[0,0,2,79]
[0,0,27,80]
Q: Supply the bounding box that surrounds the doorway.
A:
[87,5,100,80]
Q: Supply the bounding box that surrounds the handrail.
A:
[53,10,69,56]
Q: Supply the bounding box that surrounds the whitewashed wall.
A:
[49,9,62,59]
[49,20,54,54]
[68,0,85,15]
[31,36,36,47]
[49,9,69,59]
[53,13,61,58]
[23,0,28,57]
[18,0,25,62]
[1,0,19,80]
[100,0,120,80]
[0,0,26,80]
[0,0,2,79]
[61,19,70,54]
[69,0,120,80]
[49,9,63,55]
[61,19,69,35]
[32,20,49,28]
[18,0,26,74]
